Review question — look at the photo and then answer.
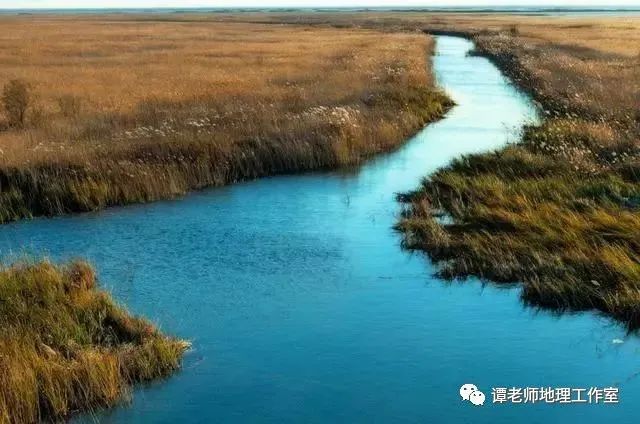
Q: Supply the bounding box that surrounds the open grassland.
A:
[0,17,450,222]
[203,11,640,327]
[209,12,640,57]
[0,260,188,423]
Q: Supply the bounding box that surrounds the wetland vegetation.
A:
[0,17,450,222]
[0,260,188,423]
[398,17,640,328]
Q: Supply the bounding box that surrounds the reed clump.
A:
[0,18,451,222]
[0,260,188,423]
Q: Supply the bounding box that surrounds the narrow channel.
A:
[3,36,639,423]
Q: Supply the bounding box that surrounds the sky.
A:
[2,0,640,9]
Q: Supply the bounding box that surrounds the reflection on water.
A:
[2,36,639,423]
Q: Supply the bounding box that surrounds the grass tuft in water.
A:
[0,260,189,423]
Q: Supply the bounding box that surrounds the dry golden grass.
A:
[424,14,640,57]
[0,18,424,116]
[208,11,639,120]
[208,11,640,56]
[0,17,450,221]
[0,259,188,423]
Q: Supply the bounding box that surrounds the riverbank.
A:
[0,18,451,223]
[394,21,640,328]
[0,260,188,423]
[212,11,640,328]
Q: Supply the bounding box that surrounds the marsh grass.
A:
[397,140,640,328]
[0,259,188,423]
[0,19,451,222]
[296,12,640,327]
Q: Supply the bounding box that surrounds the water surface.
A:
[3,36,639,423]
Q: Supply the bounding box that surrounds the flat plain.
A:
[0,16,449,221]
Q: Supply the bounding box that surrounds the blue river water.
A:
[3,36,639,423]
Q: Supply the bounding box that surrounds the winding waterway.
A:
[4,36,640,423]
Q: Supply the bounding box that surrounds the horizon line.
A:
[3,4,640,10]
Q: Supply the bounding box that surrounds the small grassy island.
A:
[0,260,188,423]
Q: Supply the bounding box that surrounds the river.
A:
[3,36,640,423]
